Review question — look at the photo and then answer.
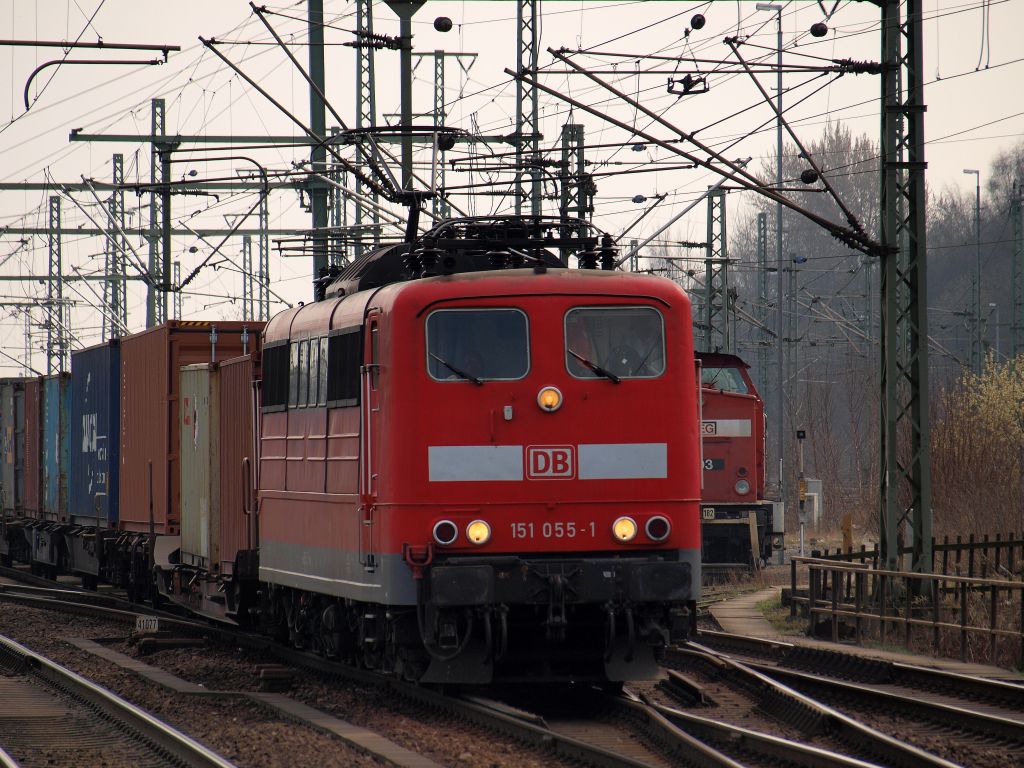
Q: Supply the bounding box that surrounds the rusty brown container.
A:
[119,321,264,535]
[218,354,259,574]
[22,378,41,519]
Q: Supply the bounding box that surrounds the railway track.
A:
[0,632,233,768]
[0,573,804,767]
[660,643,961,768]
[5,566,1022,768]
[0,575,676,767]
[680,631,1024,766]
[697,628,1024,704]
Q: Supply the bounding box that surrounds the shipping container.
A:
[69,341,121,527]
[119,321,263,535]
[218,354,258,575]
[41,374,70,522]
[23,379,41,518]
[0,379,26,515]
[179,364,219,569]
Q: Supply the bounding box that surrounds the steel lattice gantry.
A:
[702,188,732,354]
[103,153,127,340]
[354,0,380,258]
[756,211,770,395]
[432,51,449,221]
[257,191,270,321]
[307,0,329,279]
[879,0,932,573]
[147,98,167,327]
[242,236,254,320]
[559,123,588,261]
[414,49,476,221]
[46,196,68,374]
[329,128,349,266]
[173,262,182,320]
[515,0,540,217]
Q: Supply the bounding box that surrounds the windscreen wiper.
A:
[430,353,484,385]
[568,348,620,384]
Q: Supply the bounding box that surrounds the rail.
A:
[789,557,1024,668]
[0,633,235,768]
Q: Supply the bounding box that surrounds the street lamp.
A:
[757,1,785,510]
[964,168,981,373]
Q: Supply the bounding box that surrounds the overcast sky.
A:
[1,0,1022,373]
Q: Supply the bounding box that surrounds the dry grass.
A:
[757,595,804,636]
[931,355,1024,537]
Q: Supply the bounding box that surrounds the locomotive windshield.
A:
[701,366,749,393]
[426,308,529,381]
[565,306,665,379]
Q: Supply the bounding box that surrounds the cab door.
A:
[358,313,381,572]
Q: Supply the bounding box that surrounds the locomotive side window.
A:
[701,367,748,393]
[262,341,290,411]
[565,306,665,379]
[288,342,300,408]
[326,327,361,407]
[318,337,329,406]
[426,308,529,382]
[297,340,309,407]
[308,339,320,406]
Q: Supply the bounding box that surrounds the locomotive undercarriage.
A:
[255,551,697,685]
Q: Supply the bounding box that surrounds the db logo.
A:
[526,445,575,479]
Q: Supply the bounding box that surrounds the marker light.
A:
[612,516,638,543]
[537,386,563,412]
[466,519,492,545]
[734,479,751,495]
[432,520,458,546]
[645,515,671,542]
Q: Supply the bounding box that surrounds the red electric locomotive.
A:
[255,218,702,683]
[697,352,784,570]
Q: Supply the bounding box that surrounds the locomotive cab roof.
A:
[696,351,750,369]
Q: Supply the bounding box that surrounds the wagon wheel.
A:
[318,603,341,658]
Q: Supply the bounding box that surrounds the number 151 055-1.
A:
[510,521,597,539]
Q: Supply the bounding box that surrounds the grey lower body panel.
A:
[259,541,418,605]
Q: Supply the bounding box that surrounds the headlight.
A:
[466,519,491,545]
[612,516,638,542]
[432,520,458,546]
[645,515,671,542]
[734,479,751,495]
[536,386,563,412]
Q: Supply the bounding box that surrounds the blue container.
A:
[70,342,120,527]
[41,374,70,522]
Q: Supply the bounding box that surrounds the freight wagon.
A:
[67,340,120,588]
[0,322,263,599]
[0,378,28,564]
[154,353,261,619]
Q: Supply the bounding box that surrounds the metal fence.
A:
[807,533,1024,580]
[789,556,1024,668]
